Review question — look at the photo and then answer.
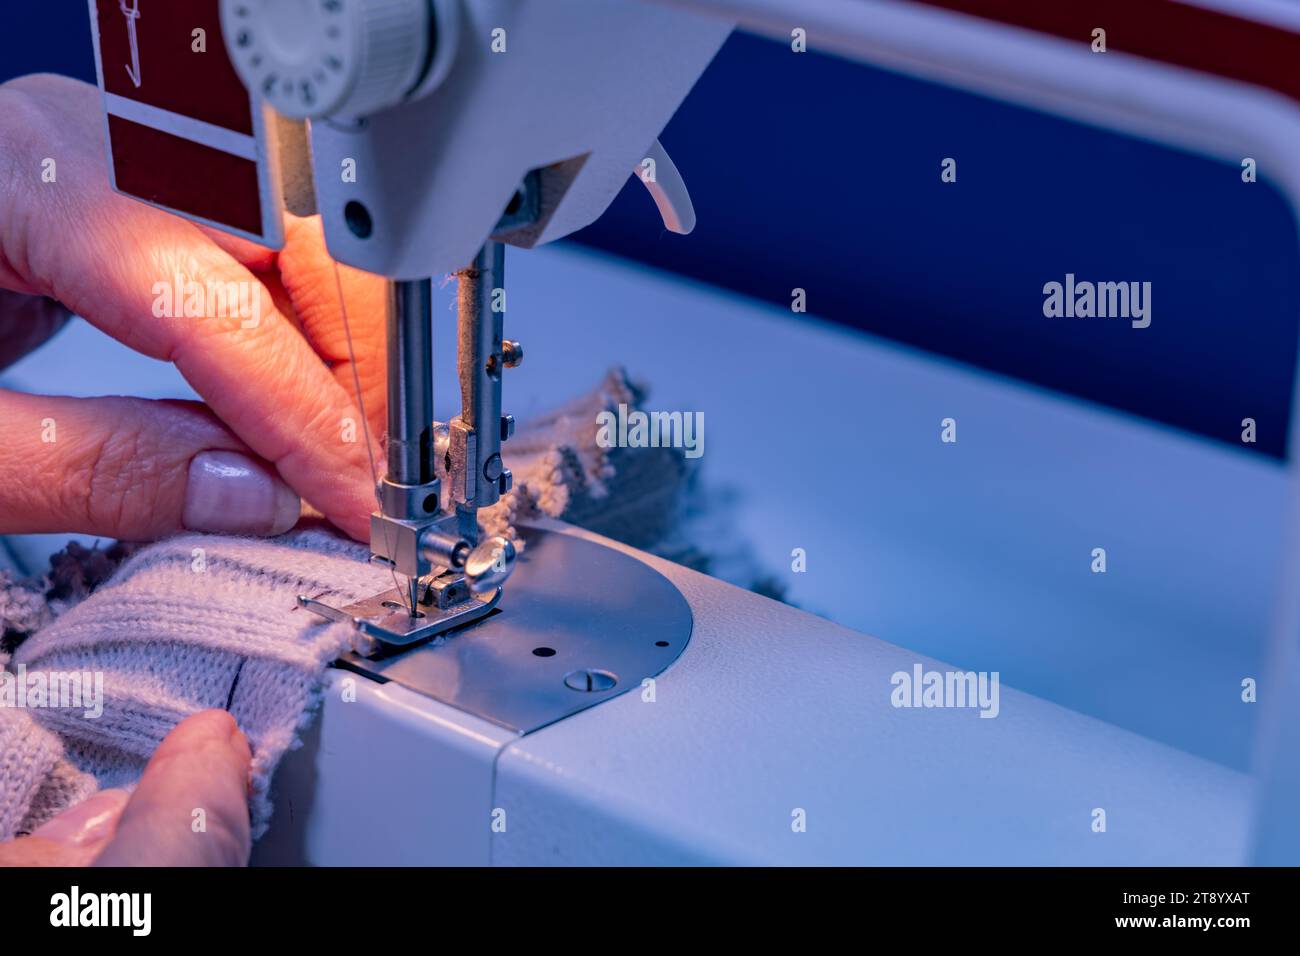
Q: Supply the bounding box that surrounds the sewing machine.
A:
[82,0,1300,864]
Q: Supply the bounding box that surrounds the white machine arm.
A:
[220,0,731,278]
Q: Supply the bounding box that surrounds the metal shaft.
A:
[452,242,507,536]
[386,279,434,488]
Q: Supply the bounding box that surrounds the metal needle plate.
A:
[336,526,694,734]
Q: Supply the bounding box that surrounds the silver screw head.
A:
[502,340,524,368]
[463,535,516,594]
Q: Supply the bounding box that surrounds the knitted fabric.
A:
[0,368,728,843]
[2,529,381,840]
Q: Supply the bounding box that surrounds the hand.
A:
[0,711,253,867]
[0,73,388,542]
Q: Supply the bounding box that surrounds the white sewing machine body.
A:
[78,0,1300,864]
[252,521,1248,866]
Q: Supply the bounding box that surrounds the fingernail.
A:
[31,789,130,847]
[183,451,300,536]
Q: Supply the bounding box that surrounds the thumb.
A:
[94,710,253,867]
[0,390,300,539]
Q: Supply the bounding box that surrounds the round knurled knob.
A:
[220,0,434,120]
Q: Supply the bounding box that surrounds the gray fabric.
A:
[3,529,380,839]
[0,706,95,841]
[0,368,722,842]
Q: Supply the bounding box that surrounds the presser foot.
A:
[337,525,695,734]
[298,573,501,657]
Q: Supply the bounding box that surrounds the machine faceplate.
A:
[336,527,693,734]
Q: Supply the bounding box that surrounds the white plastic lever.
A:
[636,139,696,235]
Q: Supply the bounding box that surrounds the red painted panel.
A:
[108,114,262,235]
[910,0,1300,106]
[94,0,253,135]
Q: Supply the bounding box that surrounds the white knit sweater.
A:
[1,529,387,839]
